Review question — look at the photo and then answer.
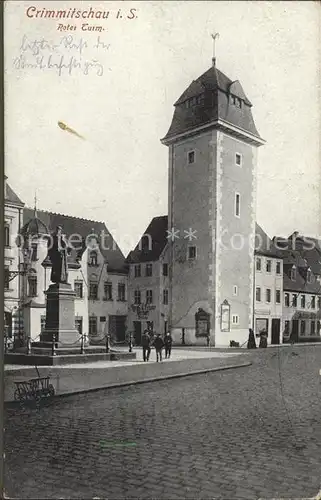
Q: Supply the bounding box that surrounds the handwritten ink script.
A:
[12,35,111,77]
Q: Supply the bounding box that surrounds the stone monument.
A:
[40,225,81,346]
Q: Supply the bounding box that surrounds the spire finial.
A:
[34,191,38,218]
[211,33,220,66]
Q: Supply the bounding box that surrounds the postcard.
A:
[3,1,321,499]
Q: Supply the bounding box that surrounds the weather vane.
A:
[211,33,220,65]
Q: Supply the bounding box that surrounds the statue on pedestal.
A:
[48,226,70,284]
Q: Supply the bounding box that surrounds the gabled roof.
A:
[5,183,24,206]
[23,208,128,274]
[162,65,261,143]
[126,215,168,263]
[255,224,281,258]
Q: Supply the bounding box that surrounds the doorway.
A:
[271,318,280,345]
[290,320,299,343]
[133,321,142,346]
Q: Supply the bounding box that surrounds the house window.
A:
[232,315,239,325]
[163,289,168,305]
[233,285,238,296]
[4,266,10,290]
[89,250,98,266]
[318,297,321,309]
[162,263,168,276]
[145,263,153,277]
[311,321,316,335]
[41,315,46,331]
[4,224,10,247]
[300,320,306,335]
[134,264,141,277]
[235,153,242,166]
[284,320,290,335]
[301,295,306,309]
[292,294,297,307]
[266,260,272,273]
[256,258,261,271]
[74,281,83,298]
[146,289,153,305]
[317,321,321,335]
[89,282,98,300]
[28,275,37,297]
[285,293,290,307]
[276,261,281,274]
[276,290,281,304]
[134,290,141,305]
[188,150,195,164]
[311,296,316,309]
[75,317,83,335]
[89,316,97,335]
[118,283,126,301]
[188,246,196,260]
[104,282,112,301]
[31,243,38,261]
[235,193,240,218]
[256,287,261,302]
[291,266,296,281]
[266,288,271,303]
[307,269,312,283]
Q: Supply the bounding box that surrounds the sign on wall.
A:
[221,300,230,332]
[195,308,210,337]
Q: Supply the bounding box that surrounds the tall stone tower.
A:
[161,58,264,346]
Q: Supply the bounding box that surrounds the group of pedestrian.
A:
[141,330,173,362]
[247,328,268,349]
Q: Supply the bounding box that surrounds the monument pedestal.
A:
[40,283,82,346]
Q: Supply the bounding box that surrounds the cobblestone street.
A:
[4,346,321,499]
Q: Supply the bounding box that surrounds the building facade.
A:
[127,216,169,344]
[161,60,264,346]
[4,177,25,343]
[17,208,128,344]
[254,224,283,345]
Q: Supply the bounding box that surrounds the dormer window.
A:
[306,268,312,283]
[89,250,98,266]
[290,265,296,281]
[184,94,204,109]
[230,95,242,108]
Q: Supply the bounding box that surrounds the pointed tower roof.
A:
[162,65,264,146]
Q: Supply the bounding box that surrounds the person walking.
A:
[259,329,268,348]
[153,333,164,362]
[164,332,173,359]
[247,328,257,349]
[141,330,151,362]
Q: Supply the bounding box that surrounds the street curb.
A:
[4,361,252,407]
[45,360,252,399]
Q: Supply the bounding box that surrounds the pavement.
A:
[4,348,250,402]
[4,344,321,499]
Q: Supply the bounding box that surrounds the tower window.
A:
[235,153,242,166]
[28,275,37,297]
[235,193,240,218]
[233,285,238,296]
[188,246,197,260]
[74,281,83,298]
[232,315,239,325]
[256,258,261,271]
[187,151,195,164]
[31,243,38,261]
[256,287,261,302]
[89,250,98,266]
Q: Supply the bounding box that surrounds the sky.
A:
[4,1,320,256]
